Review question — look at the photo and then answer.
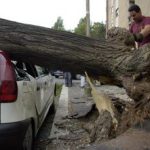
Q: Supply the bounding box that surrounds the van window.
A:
[35,66,49,76]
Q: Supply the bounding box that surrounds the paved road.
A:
[34,79,65,150]
[34,79,81,150]
[34,79,150,150]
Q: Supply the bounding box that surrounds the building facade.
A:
[106,0,150,30]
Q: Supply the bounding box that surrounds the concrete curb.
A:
[49,85,69,139]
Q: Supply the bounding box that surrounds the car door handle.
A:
[37,86,40,91]
[23,82,27,86]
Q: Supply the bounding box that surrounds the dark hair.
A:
[128,4,141,12]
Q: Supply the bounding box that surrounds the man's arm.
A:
[125,22,150,46]
[133,25,150,42]
[140,25,150,38]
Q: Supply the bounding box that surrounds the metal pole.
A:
[86,0,90,37]
[106,0,109,39]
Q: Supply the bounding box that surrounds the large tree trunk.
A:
[0,18,150,131]
[1,18,150,78]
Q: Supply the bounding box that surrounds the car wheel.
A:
[23,123,33,150]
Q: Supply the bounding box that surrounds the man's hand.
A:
[133,33,144,42]
[124,33,144,46]
[124,33,135,46]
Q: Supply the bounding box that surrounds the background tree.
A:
[51,16,65,31]
[91,22,106,39]
[74,17,87,36]
[74,17,106,39]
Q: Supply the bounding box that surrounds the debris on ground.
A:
[46,82,150,150]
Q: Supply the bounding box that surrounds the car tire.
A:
[23,123,33,150]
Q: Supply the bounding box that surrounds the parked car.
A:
[0,50,55,150]
[51,70,64,78]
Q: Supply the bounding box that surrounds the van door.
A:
[35,66,50,109]
[23,63,42,116]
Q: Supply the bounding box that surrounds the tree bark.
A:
[0,18,150,132]
[1,18,150,79]
[0,18,150,92]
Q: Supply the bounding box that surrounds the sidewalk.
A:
[49,85,69,139]
[47,82,94,150]
[47,81,150,150]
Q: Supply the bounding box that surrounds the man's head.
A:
[128,4,142,23]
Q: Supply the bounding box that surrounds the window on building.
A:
[115,8,119,17]
[129,0,135,6]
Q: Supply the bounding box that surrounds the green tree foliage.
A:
[91,22,106,39]
[74,17,106,39]
[74,17,87,36]
[52,17,65,31]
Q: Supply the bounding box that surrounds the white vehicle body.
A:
[0,50,55,149]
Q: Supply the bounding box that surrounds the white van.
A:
[0,50,55,150]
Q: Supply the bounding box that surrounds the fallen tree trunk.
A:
[0,18,150,130]
[1,18,150,98]
[0,18,150,79]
